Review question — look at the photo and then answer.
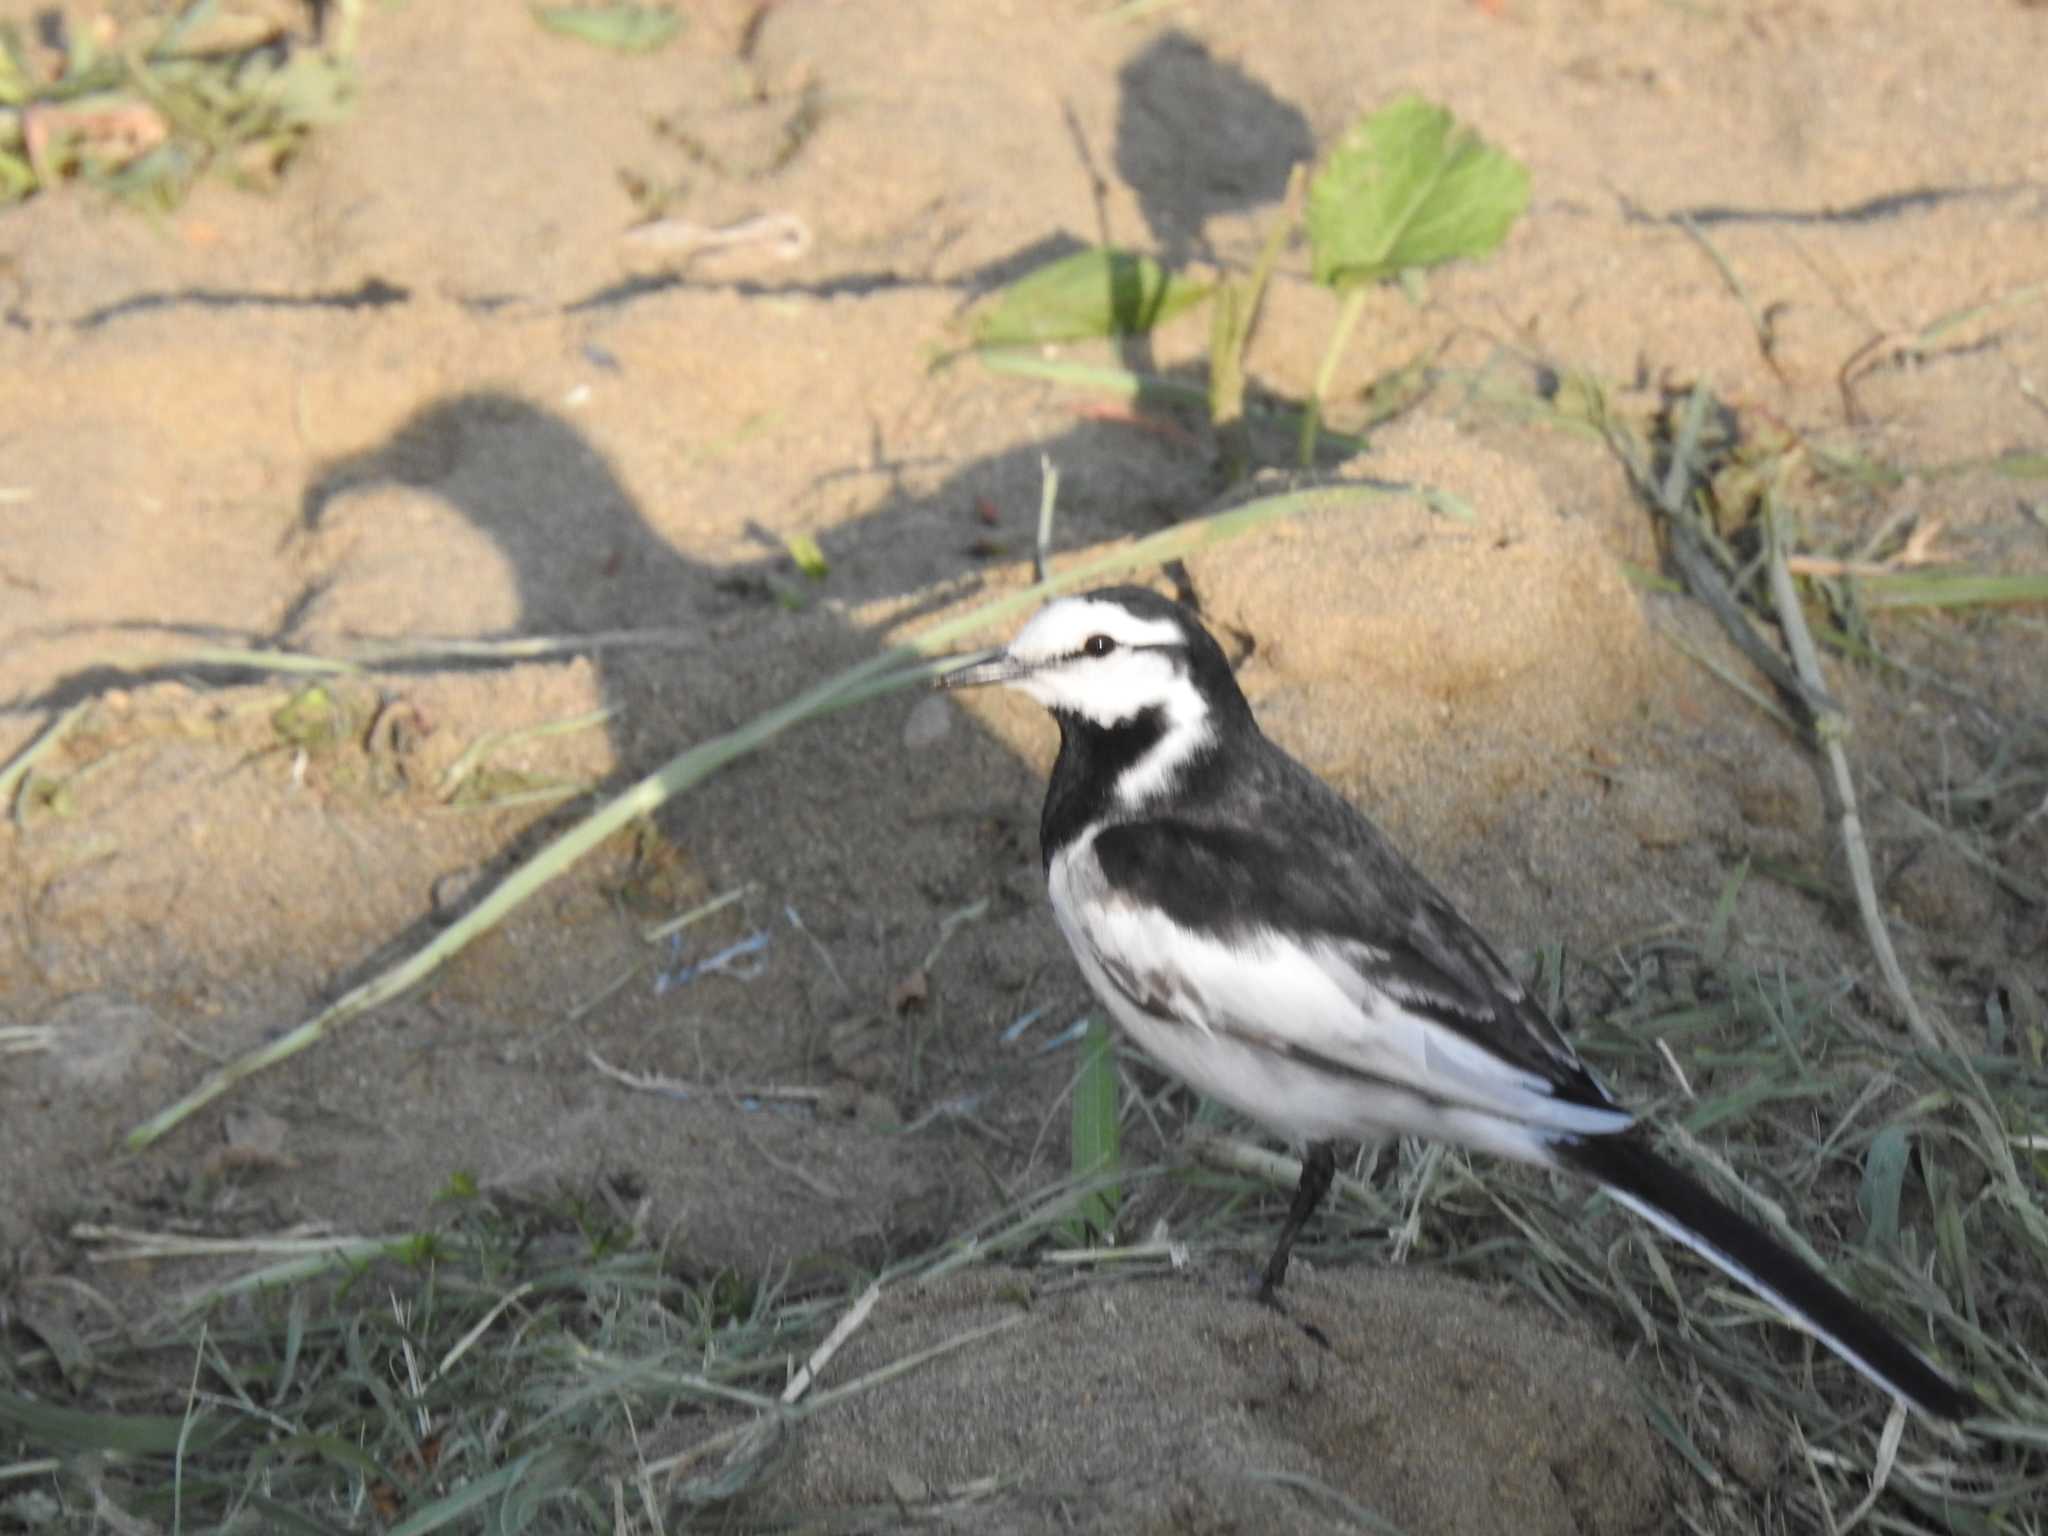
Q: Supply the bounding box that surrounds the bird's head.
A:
[939,585,1241,732]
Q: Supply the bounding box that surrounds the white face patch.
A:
[1000,596,1188,720]
[995,595,1215,804]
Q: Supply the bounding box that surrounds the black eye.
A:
[1082,634,1117,658]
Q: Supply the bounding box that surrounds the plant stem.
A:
[1762,493,1951,1056]
[1299,285,1370,467]
[1212,164,1305,484]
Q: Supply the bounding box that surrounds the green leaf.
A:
[530,5,684,53]
[971,247,1212,347]
[1067,1015,1121,1244]
[1859,1125,1909,1251]
[1306,94,1529,290]
[437,1168,480,1201]
[271,683,347,751]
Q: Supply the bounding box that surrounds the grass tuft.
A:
[0,1,360,210]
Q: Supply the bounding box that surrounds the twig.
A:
[1655,1038,1696,1099]
[1834,1400,1907,1536]
[72,1222,375,1260]
[587,1050,828,1106]
[784,905,849,996]
[0,699,89,811]
[921,896,991,973]
[1763,494,1949,1054]
[620,211,811,262]
[1675,213,1782,379]
[781,1281,882,1405]
[643,883,756,943]
[733,1121,842,1202]
[799,1311,1027,1413]
[1188,1135,1392,1221]
[1784,517,1948,579]
[434,1281,537,1381]
[1043,1238,1191,1267]
[438,707,614,799]
[1034,454,1060,585]
[1610,387,1835,726]
[174,1320,206,1535]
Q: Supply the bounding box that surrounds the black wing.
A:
[1089,743,1611,1108]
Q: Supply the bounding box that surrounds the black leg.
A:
[1257,1141,1336,1305]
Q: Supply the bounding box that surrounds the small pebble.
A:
[902,693,953,750]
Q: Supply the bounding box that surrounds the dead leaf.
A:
[889,968,930,1014]
[203,1107,296,1176]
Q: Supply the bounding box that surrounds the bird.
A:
[939,582,1973,1422]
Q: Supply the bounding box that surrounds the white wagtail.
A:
[941,584,1972,1421]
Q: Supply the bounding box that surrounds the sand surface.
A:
[3,2,2044,1530]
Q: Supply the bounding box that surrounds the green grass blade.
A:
[1068,1016,1122,1244]
[1858,570,2048,610]
[529,5,682,52]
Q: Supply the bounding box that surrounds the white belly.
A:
[1045,831,1625,1164]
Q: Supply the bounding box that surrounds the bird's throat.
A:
[1039,705,1167,866]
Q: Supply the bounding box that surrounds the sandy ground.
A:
[2,1,2045,1530]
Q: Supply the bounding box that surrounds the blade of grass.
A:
[1067,1015,1122,1244]
[1034,453,1059,585]
[1213,163,1306,482]
[1858,571,2048,610]
[0,699,90,808]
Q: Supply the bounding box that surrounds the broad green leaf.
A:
[1307,94,1529,290]
[971,247,1212,347]
[1068,1015,1121,1244]
[530,5,684,53]
[1859,1125,1910,1251]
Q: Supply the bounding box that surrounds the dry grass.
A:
[5,915,2040,1533]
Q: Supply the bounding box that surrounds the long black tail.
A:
[1556,1132,1974,1421]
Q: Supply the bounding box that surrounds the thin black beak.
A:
[936,649,1027,690]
